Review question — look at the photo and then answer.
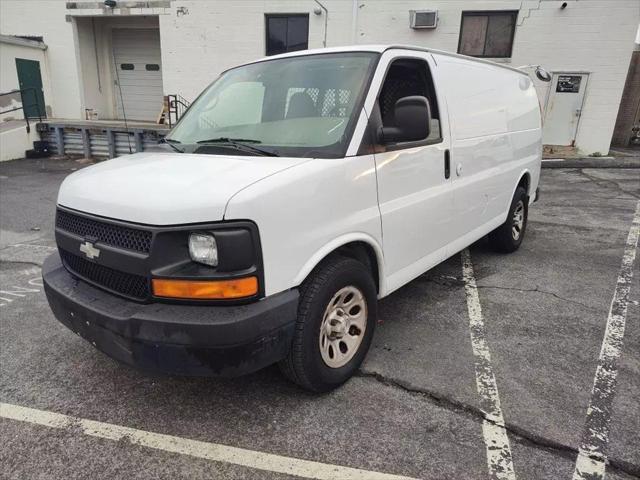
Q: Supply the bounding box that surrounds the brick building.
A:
[1,0,639,155]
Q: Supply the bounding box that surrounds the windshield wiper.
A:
[197,137,262,144]
[161,138,184,153]
[195,137,279,157]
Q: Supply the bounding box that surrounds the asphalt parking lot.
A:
[1,157,639,480]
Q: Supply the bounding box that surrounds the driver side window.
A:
[366,57,441,152]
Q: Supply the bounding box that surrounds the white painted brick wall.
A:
[1,0,638,153]
[510,1,639,154]
[158,0,355,101]
[353,0,639,154]
[0,0,81,119]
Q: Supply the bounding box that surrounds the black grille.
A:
[56,210,152,253]
[60,249,150,300]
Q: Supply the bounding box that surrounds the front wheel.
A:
[279,256,377,392]
[489,186,528,253]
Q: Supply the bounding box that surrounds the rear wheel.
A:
[279,256,377,392]
[489,186,528,253]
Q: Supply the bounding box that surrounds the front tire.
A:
[279,256,377,392]
[489,186,528,253]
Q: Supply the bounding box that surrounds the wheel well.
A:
[335,241,380,293]
[517,173,531,196]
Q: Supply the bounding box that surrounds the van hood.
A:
[57,152,306,225]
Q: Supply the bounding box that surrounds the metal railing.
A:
[0,87,43,133]
[166,94,190,127]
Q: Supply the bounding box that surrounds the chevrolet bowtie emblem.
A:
[79,241,101,260]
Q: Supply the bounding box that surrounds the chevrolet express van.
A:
[43,45,543,392]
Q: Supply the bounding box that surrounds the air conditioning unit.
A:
[410,10,438,29]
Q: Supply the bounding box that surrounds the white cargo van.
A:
[43,45,543,392]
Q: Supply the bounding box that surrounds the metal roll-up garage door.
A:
[112,28,164,122]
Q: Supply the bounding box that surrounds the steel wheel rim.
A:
[512,201,525,240]
[319,286,367,369]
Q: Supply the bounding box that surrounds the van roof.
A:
[246,45,528,77]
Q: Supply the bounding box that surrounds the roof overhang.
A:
[0,34,47,50]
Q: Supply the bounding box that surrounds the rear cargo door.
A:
[431,54,542,251]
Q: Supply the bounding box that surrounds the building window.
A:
[458,11,517,58]
[265,14,309,56]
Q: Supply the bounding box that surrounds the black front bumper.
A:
[42,252,298,377]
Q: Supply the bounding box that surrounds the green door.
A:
[15,58,46,118]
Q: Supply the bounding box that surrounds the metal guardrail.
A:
[38,121,169,159]
[0,87,43,133]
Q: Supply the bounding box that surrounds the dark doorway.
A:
[15,58,46,118]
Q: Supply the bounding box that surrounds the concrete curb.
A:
[542,157,640,169]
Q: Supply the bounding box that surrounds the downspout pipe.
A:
[314,0,328,48]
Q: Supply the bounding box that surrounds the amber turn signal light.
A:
[152,277,258,300]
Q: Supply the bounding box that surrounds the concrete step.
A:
[0,120,39,162]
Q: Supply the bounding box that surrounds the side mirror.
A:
[379,96,431,144]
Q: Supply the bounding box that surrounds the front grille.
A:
[56,210,152,253]
[60,249,150,300]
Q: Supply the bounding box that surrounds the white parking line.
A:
[572,200,640,480]
[461,249,516,480]
[0,402,418,480]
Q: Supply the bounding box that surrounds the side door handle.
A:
[444,149,451,179]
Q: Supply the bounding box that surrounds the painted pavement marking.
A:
[0,267,42,307]
[0,242,54,306]
[5,243,57,250]
[461,249,517,480]
[0,243,56,254]
[0,243,56,268]
[0,402,418,480]
[572,200,640,480]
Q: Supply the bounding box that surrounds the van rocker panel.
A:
[42,252,298,377]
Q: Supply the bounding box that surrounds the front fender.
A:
[223,155,383,298]
[292,233,386,297]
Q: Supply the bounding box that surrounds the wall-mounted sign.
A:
[556,75,582,93]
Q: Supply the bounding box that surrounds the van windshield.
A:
[166,52,378,158]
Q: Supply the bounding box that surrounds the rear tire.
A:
[279,256,377,392]
[489,186,528,253]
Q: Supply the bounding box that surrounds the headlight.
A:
[189,232,218,267]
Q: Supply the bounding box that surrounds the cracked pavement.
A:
[1,158,639,479]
